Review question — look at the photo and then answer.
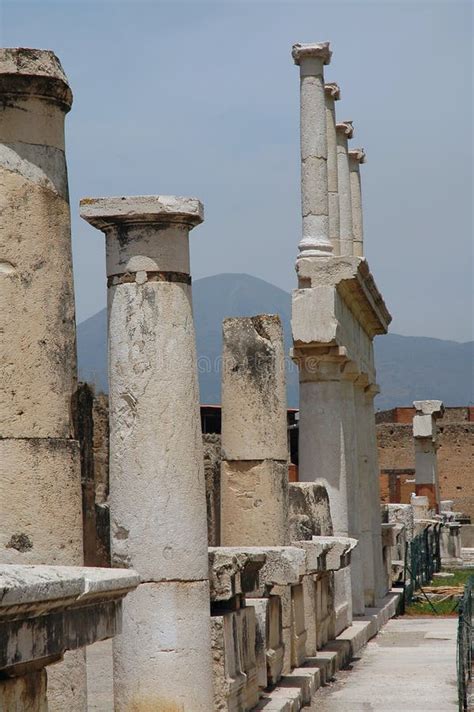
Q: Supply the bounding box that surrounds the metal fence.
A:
[400,523,442,612]
[457,576,473,712]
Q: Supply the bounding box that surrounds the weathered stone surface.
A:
[208,548,265,602]
[211,612,246,711]
[114,581,214,712]
[203,433,221,546]
[0,670,47,712]
[348,148,366,258]
[0,438,82,566]
[221,315,288,462]
[81,196,214,709]
[221,459,289,547]
[288,482,333,540]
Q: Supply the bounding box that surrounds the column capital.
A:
[348,148,366,164]
[336,121,354,139]
[292,42,332,66]
[324,82,341,100]
[413,400,444,417]
[80,195,204,232]
[0,48,72,111]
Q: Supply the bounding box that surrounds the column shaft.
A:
[80,196,214,711]
[348,149,366,258]
[292,43,333,261]
[0,48,85,710]
[221,315,289,546]
[297,362,365,619]
[325,83,341,255]
[336,121,354,257]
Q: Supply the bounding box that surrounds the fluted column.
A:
[292,43,333,264]
[325,82,341,255]
[336,120,354,256]
[0,48,85,710]
[80,195,214,711]
[348,148,366,257]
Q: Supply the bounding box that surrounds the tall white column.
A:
[292,43,333,263]
[80,195,214,711]
[297,360,365,622]
[0,48,85,710]
[325,82,341,255]
[348,148,366,257]
[413,400,444,511]
[336,121,354,257]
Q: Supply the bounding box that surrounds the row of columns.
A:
[293,43,366,263]
[291,41,388,622]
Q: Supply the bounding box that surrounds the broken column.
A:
[325,82,341,255]
[336,120,354,256]
[292,43,333,262]
[0,48,86,709]
[413,400,444,511]
[80,195,214,710]
[221,314,289,546]
[348,148,366,257]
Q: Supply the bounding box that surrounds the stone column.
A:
[413,400,444,511]
[221,314,289,546]
[292,43,333,264]
[348,148,366,257]
[0,49,86,709]
[325,82,341,255]
[336,121,354,256]
[296,358,365,623]
[80,196,214,710]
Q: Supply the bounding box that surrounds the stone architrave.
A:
[325,82,341,255]
[80,195,214,711]
[413,400,444,511]
[348,148,366,257]
[292,43,333,262]
[0,48,85,710]
[221,314,289,546]
[335,121,354,256]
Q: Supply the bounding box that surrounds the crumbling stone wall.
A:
[377,407,474,520]
[203,433,221,546]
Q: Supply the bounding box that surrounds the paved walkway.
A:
[313,617,458,712]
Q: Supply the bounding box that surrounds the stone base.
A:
[113,581,214,711]
[221,459,289,546]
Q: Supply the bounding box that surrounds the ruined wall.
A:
[377,407,474,520]
[203,433,221,546]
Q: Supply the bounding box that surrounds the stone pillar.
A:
[413,400,444,511]
[325,82,341,255]
[221,315,289,546]
[296,358,365,622]
[336,121,354,256]
[292,42,333,263]
[0,48,86,709]
[80,196,214,710]
[348,148,366,257]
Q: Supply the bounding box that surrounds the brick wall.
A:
[377,407,474,520]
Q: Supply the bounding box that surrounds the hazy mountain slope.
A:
[77,273,473,410]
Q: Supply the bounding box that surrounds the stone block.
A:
[221,315,288,461]
[221,459,289,546]
[208,548,265,603]
[211,612,246,712]
[288,482,333,541]
[0,439,82,566]
[0,670,47,712]
[291,583,307,668]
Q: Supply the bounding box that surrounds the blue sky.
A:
[1,0,472,341]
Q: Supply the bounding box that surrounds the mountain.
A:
[77,273,473,411]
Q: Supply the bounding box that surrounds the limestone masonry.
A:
[1,38,463,712]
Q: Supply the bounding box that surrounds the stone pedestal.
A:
[221,315,289,546]
[413,400,444,511]
[80,195,214,711]
[0,48,85,710]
